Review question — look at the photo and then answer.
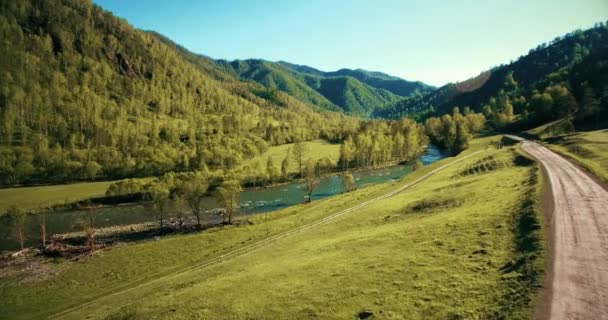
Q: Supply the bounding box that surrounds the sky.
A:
[94,0,608,87]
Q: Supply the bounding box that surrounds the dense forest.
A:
[379,22,608,131]
[215,59,433,116]
[1,0,606,189]
[0,0,367,186]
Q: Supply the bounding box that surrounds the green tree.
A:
[339,137,355,170]
[83,161,102,180]
[215,179,242,224]
[266,156,280,183]
[180,174,209,228]
[579,85,601,127]
[292,141,308,176]
[281,147,292,179]
[145,183,170,229]
[342,172,356,193]
[454,122,471,154]
[303,159,319,203]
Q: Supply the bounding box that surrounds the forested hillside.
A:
[277,61,434,97]
[216,59,431,116]
[380,22,608,128]
[0,0,361,185]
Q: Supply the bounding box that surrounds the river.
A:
[0,145,446,251]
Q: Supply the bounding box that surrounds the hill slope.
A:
[0,137,544,319]
[217,59,432,116]
[278,61,435,97]
[0,0,359,185]
[380,23,608,122]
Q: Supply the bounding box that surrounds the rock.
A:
[358,310,374,319]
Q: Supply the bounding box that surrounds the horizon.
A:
[94,0,608,87]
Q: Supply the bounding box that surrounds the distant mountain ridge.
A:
[215,58,434,116]
[378,23,608,119]
[278,62,434,97]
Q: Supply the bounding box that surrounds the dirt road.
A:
[520,139,608,319]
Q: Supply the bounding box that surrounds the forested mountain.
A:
[216,59,431,116]
[277,61,435,97]
[380,22,608,127]
[0,0,361,185]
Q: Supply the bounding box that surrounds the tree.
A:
[339,137,355,171]
[412,160,423,172]
[303,160,319,202]
[180,174,209,228]
[579,85,601,127]
[83,161,102,180]
[79,200,101,251]
[39,209,48,248]
[281,147,292,179]
[454,122,471,154]
[6,205,26,251]
[215,179,242,224]
[145,182,170,229]
[266,156,280,183]
[292,141,308,177]
[342,172,356,193]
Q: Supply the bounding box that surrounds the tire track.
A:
[49,150,483,319]
[512,136,608,320]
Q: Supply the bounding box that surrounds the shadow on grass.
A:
[494,156,544,319]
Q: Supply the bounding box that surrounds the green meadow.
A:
[0,140,339,214]
[541,129,608,183]
[240,139,341,172]
[0,136,545,319]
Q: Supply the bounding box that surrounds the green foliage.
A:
[105,179,146,197]
[144,182,170,228]
[341,172,356,193]
[0,136,544,319]
[379,23,608,129]
[219,59,432,116]
[339,118,428,169]
[0,0,362,186]
[425,112,485,154]
[177,173,209,228]
[215,179,242,224]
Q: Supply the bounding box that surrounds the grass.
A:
[0,181,117,213]
[525,119,574,140]
[0,136,545,319]
[241,139,340,173]
[539,129,608,183]
[0,140,338,214]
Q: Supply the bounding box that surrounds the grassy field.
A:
[540,129,608,182]
[0,181,117,213]
[241,139,341,173]
[0,140,339,214]
[0,136,545,319]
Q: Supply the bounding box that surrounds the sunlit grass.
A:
[542,129,608,182]
[0,136,544,319]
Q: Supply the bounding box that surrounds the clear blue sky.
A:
[94,0,607,86]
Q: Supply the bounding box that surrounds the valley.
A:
[0,1,607,319]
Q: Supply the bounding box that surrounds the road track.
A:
[510,136,608,320]
[49,150,483,319]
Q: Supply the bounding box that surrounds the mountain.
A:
[216,59,432,116]
[0,0,360,185]
[278,62,435,97]
[380,23,608,123]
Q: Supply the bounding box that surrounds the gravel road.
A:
[521,140,608,320]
